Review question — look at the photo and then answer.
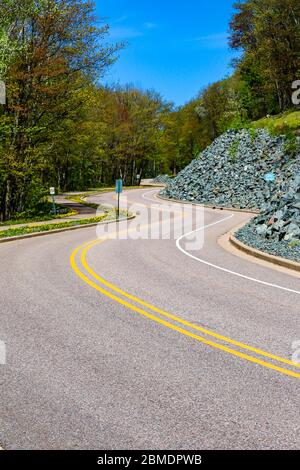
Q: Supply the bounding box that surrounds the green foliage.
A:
[230,0,300,116]
[284,134,299,158]
[0,203,76,226]
[289,240,300,248]
[250,111,300,156]
[229,140,240,162]
[0,0,120,221]
[249,128,258,144]
[252,112,300,134]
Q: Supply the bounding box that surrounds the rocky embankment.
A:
[236,175,300,262]
[152,174,172,184]
[161,128,300,262]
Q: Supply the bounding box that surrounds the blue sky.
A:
[95,0,238,106]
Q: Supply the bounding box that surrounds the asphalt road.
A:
[0,188,299,450]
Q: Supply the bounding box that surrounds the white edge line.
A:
[141,189,300,296]
[176,217,300,296]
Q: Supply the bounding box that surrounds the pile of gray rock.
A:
[236,174,300,261]
[248,174,300,242]
[162,129,300,210]
[161,127,300,258]
[152,175,172,184]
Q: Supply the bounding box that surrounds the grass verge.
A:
[0,212,122,239]
[251,110,300,134]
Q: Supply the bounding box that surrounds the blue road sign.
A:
[115,179,123,194]
[264,173,276,182]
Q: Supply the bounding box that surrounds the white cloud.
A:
[144,22,158,30]
[109,17,158,41]
[194,32,228,49]
[112,15,128,25]
[109,26,143,40]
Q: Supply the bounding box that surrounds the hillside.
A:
[162,128,300,210]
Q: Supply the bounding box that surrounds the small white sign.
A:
[50,187,55,195]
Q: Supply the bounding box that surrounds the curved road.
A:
[0,188,299,450]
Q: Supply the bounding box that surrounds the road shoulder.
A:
[219,222,300,279]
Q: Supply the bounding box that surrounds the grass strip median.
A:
[0,212,119,239]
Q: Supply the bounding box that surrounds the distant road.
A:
[0,188,299,449]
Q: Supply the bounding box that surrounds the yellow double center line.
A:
[70,237,300,380]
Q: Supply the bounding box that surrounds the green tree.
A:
[230,0,300,115]
[0,0,120,220]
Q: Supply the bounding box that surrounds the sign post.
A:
[115,179,123,220]
[50,187,56,216]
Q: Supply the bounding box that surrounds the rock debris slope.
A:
[162,129,300,211]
